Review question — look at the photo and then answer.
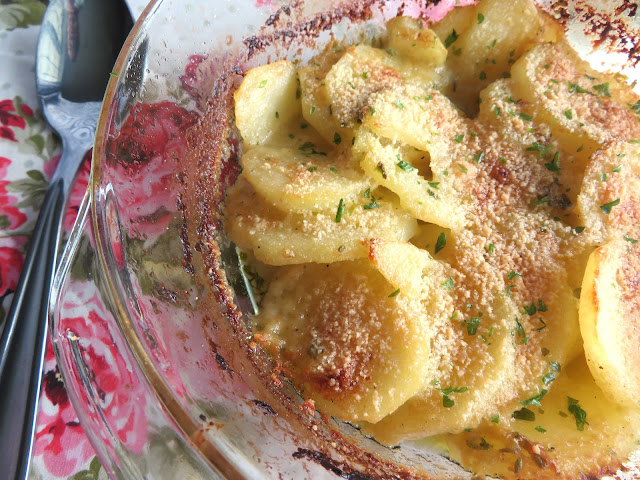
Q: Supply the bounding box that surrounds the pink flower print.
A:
[0,99,27,142]
[0,157,27,230]
[0,246,24,297]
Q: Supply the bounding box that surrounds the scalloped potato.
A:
[226,0,640,477]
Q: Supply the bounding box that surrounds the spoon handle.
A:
[0,165,76,479]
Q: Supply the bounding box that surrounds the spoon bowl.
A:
[0,1,132,478]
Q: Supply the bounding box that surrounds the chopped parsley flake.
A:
[397,160,415,172]
[523,302,537,316]
[477,13,484,23]
[299,141,327,156]
[333,132,342,145]
[521,389,548,407]
[567,398,588,431]
[537,299,548,312]
[564,109,573,119]
[464,316,481,335]
[512,407,535,421]
[519,112,533,121]
[487,243,495,253]
[258,79,268,88]
[388,288,400,298]
[363,196,381,210]
[600,198,620,214]
[544,151,561,174]
[624,234,638,244]
[393,100,405,110]
[531,197,549,207]
[514,317,528,344]
[453,134,464,143]
[507,271,522,280]
[593,82,611,97]
[442,277,454,290]
[369,106,376,116]
[335,199,345,222]
[491,414,500,423]
[474,151,485,163]
[568,82,588,94]
[542,372,556,385]
[535,426,547,433]
[444,29,459,48]
[435,232,447,254]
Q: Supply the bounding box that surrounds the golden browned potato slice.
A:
[225,176,417,265]
[365,239,455,384]
[443,357,640,479]
[298,44,345,145]
[511,43,640,159]
[323,45,403,134]
[386,17,447,67]
[366,239,454,333]
[362,85,470,176]
[256,260,431,422]
[433,0,542,114]
[579,239,640,408]
[321,42,449,145]
[363,293,518,442]
[234,60,300,146]
[354,127,466,231]
[477,79,551,153]
[577,140,640,244]
[240,146,373,214]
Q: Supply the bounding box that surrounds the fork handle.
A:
[0,177,68,479]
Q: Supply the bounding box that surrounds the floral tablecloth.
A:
[0,1,146,478]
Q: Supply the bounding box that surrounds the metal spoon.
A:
[0,1,133,478]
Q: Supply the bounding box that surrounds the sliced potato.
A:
[434,0,542,113]
[409,223,452,259]
[234,60,300,146]
[444,357,640,479]
[386,17,447,67]
[511,43,640,159]
[322,43,448,144]
[240,146,373,214]
[580,239,640,408]
[577,140,640,244]
[298,44,345,145]
[366,239,453,322]
[256,260,430,422]
[363,290,519,441]
[362,85,471,179]
[225,176,417,265]
[354,127,467,230]
[323,45,403,133]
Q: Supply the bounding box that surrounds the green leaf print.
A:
[0,0,46,30]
